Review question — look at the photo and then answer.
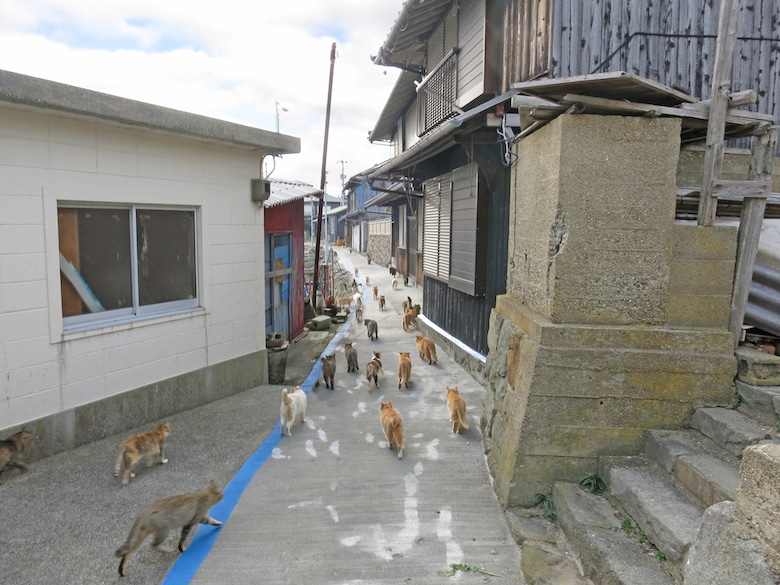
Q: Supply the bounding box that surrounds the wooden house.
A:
[363,0,780,357]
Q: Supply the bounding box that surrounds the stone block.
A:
[674,454,740,507]
[308,315,332,331]
[736,347,780,386]
[691,408,767,456]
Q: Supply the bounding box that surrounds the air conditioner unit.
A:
[251,178,271,202]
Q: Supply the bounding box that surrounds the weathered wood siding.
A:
[503,0,779,123]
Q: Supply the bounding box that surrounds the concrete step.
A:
[736,379,780,425]
[645,431,741,507]
[607,464,703,564]
[553,482,675,585]
[735,346,780,386]
[690,407,770,456]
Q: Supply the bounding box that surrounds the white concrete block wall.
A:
[0,105,267,430]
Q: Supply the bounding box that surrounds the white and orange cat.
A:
[380,401,404,460]
[397,351,412,389]
[446,386,469,434]
[280,386,308,436]
[365,351,383,389]
[415,335,438,365]
[113,422,171,485]
[115,480,224,576]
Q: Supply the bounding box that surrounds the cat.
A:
[0,428,35,483]
[354,266,359,277]
[378,295,386,311]
[402,304,421,331]
[397,351,412,389]
[446,386,470,434]
[365,318,378,341]
[315,352,337,389]
[280,386,307,436]
[345,342,359,373]
[352,292,363,308]
[355,305,363,323]
[114,422,171,486]
[372,285,379,300]
[336,296,353,311]
[415,335,438,365]
[402,296,413,313]
[380,401,404,460]
[391,277,398,290]
[365,351,382,389]
[365,275,371,286]
[115,480,224,576]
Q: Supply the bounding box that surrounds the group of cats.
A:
[300,321,469,462]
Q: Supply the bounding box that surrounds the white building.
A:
[0,70,300,457]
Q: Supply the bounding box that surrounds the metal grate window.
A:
[417,50,459,136]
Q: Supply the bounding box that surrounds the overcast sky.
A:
[0,0,403,193]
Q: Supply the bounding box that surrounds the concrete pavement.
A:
[0,247,525,585]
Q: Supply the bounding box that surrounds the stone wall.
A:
[484,114,739,508]
[367,219,392,268]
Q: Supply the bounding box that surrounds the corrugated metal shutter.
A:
[449,164,478,295]
[423,176,452,279]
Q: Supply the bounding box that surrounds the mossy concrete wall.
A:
[5,350,267,462]
[484,114,738,508]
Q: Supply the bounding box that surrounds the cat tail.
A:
[457,409,470,430]
[113,448,124,477]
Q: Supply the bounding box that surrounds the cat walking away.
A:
[402,296,413,313]
[380,401,404,460]
[280,386,308,436]
[315,352,337,390]
[446,387,470,434]
[402,304,420,331]
[0,428,35,484]
[115,480,224,576]
[372,285,379,300]
[365,318,378,341]
[345,342,359,373]
[415,335,438,365]
[365,351,382,390]
[397,351,412,389]
[114,423,171,485]
[378,295,386,311]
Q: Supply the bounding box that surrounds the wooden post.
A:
[697,0,741,226]
[728,128,776,348]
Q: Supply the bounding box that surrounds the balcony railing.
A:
[416,48,459,136]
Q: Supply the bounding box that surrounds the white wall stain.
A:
[329,440,340,456]
[318,429,328,442]
[424,438,440,460]
[365,432,375,443]
[305,439,318,457]
[271,447,288,459]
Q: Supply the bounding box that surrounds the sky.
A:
[0,0,404,194]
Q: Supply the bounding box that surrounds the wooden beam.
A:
[697,0,741,226]
[729,129,778,348]
[712,179,772,199]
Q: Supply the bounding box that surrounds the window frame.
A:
[58,203,200,333]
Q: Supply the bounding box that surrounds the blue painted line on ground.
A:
[163,293,356,584]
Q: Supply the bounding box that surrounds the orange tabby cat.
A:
[446,387,469,434]
[378,295,386,311]
[397,351,412,389]
[415,335,438,365]
[0,428,35,484]
[114,423,171,485]
[372,285,379,300]
[402,304,420,331]
[380,401,404,459]
[115,480,224,576]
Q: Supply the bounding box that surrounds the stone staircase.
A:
[550,347,780,585]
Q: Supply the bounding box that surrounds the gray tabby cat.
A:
[365,318,378,341]
[345,342,359,373]
[315,352,337,390]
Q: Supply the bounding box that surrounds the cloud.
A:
[0,0,401,189]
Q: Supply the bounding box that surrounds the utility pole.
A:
[337,160,348,201]
[312,43,337,313]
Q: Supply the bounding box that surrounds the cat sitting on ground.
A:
[345,343,359,373]
[365,351,383,389]
[397,351,412,389]
[114,423,170,486]
[0,428,35,484]
[415,335,438,365]
[365,318,378,341]
[380,401,404,460]
[446,386,470,434]
[280,386,307,436]
[315,352,337,390]
[115,480,224,576]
